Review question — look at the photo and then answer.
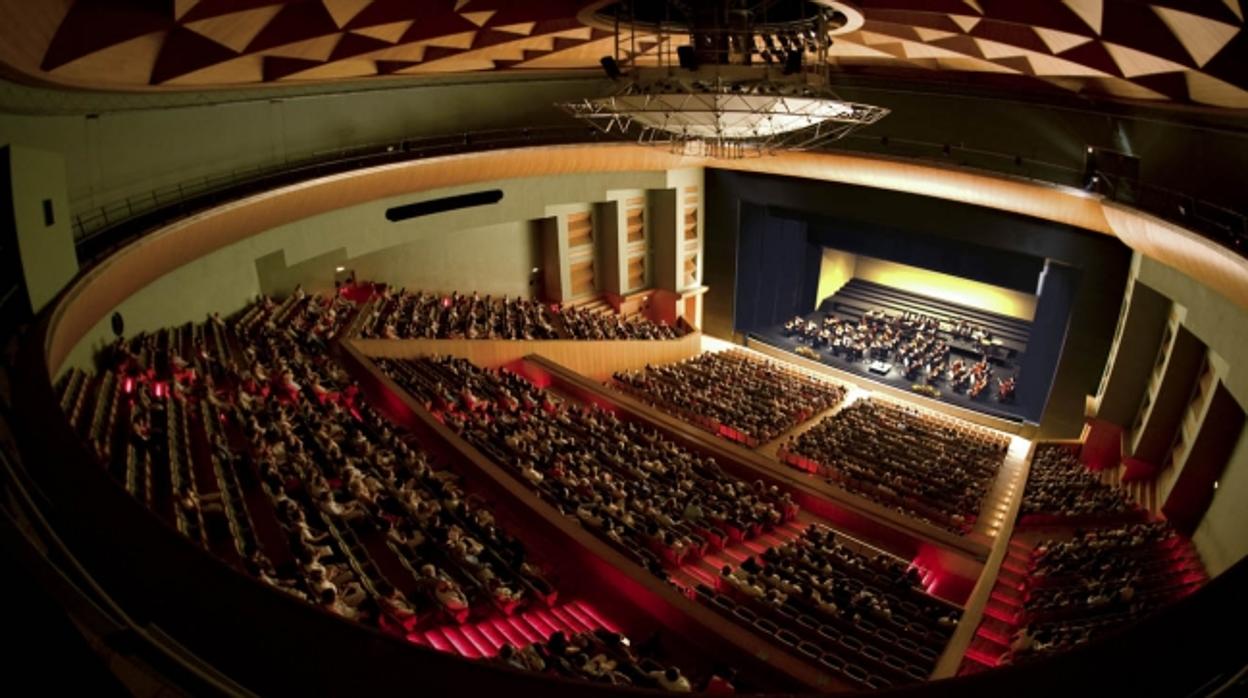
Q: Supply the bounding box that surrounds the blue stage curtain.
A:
[733,204,821,333]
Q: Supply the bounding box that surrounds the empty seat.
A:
[755,618,779,636]
[797,641,822,659]
[734,606,758,624]
[819,653,845,674]
[775,629,801,647]
[817,625,842,644]
[905,664,929,682]
[861,644,885,664]
[843,663,870,685]
[796,614,819,630]
[865,674,892,690]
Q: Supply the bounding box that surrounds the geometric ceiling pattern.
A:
[0,0,1244,108]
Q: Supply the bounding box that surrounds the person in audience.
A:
[781,398,1008,534]
[612,350,845,446]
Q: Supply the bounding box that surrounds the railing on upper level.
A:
[68,124,1247,266]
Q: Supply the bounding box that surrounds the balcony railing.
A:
[69,125,1247,265]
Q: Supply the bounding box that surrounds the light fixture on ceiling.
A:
[561,0,887,159]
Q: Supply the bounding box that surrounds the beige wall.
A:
[1131,254,1248,575]
[816,248,857,305]
[60,169,672,374]
[853,256,1038,321]
[6,145,78,313]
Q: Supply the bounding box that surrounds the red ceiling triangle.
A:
[151,26,240,84]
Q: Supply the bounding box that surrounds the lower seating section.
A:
[692,524,961,690]
[490,628,715,691]
[376,355,801,579]
[354,284,685,341]
[358,287,560,340]
[58,291,701,686]
[1018,444,1143,525]
[611,349,847,447]
[780,399,1009,534]
[995,523,1206,666]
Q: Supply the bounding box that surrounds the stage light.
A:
[600,55,621,79]
[335,266,346,272]
[783,49,803,75]
[677,45,698,70]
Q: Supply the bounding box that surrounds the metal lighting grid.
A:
[560,80,889,158]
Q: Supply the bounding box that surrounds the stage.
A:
[750,279,1032,422]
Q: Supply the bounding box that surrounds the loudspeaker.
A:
[599,55,621,79]
[783,49,802,74]
[677,44,698,70]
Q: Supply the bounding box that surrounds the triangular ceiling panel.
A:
[1185,69,1248,107]
[931,34,987,59]
[329,31,393,61]
[180,1,286,24]
[375,59,419,74]
[460,10,495,27]
[1026,51,1112,77]
[1224,0,1244,22]
[1131,70,1191,101]
[936,55,1022,74]
[914,27,957,42]
[1103,40,1189,77]
[494,22,537,36]
[971,19,1051,53]
[184,5,285,53]
[1082,76,1168,100]
[279,57,377,80]
[826,40,902,59]
[1033,26,1093,54]
[150,25,239,84]
[963,0,984,14]
[48,29,166,84]
[993,55,1034,75]
[901,40,971,60]
[164,54,264,85]
[322,0,373,29]
[948,14,982,33]
[263,34,344,61]
[175,0,202,21]
[1058,39,1123,75]
[41,1,171,71]
[1062,0,1104,34]
[263,55,322,81]
[246,2,340,53]
[424,30,477,50]
[350,20,413,43]
[1152,6,1240,67]
[974,38,1028,59]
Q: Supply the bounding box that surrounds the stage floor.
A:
[749,282,1030,422]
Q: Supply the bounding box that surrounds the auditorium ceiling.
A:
[0,0,1245,108]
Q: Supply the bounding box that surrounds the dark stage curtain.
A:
[733,204,821,333]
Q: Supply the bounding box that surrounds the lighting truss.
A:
[560,75,890,158]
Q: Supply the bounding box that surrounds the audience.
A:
[1000,522,1204,664]
[377,355,801,578]
[63,289,704,685]
[1019,445,1139,521]
[781,398,1009,534]
[612,350,846,446]
[698,523,959,688]
[355,285,683,341]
